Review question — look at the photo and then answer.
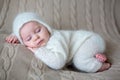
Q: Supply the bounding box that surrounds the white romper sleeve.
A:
[35,32,68,70]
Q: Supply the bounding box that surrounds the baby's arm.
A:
[5,33,20,44]
[34,35,68,70]
[35,47,67,70]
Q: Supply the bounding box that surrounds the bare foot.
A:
[97,63,111,72]
[95,53,107,62]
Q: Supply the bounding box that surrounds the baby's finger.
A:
[5,37,9,42]
[16,40,20,43]
[8,36,12,43]
[5,36,10,41]
[9,36,16,43]
[11,38,16,43]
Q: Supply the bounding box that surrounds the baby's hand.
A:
[27,47,37,53]
[5,33,20,44]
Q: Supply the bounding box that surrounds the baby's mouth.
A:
[37,39,45,46]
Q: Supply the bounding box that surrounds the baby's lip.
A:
[37,39,44,46]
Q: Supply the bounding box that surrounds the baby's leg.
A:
[73,34,109,72]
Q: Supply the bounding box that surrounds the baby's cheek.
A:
[41,42,46,47]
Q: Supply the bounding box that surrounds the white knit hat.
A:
[13,12,52,44]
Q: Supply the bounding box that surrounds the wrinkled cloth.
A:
[0,0,120,80]
[35,30,105,72]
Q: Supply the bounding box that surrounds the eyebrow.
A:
[35,25,41,28]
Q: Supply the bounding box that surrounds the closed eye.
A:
[26,36,32,41]
[35,28,41,33]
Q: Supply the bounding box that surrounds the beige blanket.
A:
[0,0,120,80]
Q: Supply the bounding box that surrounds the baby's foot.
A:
[97,63,111,72]
[95,53,107,62]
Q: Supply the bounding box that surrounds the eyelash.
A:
[26,36,32,41]
[25,28,41,41]
[35,28,41,33]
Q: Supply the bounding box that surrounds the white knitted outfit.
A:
[13,12,106,72]
[35,30,105,72]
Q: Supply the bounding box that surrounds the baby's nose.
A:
[33,35,40,41]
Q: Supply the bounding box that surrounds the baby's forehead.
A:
[21,22,38,30]
[21,21,42,29]
[23,21,41,26]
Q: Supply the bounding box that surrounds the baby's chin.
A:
[35,42,46,48]
[41,42,46,46]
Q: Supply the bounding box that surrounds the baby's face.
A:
[20,21,50,48]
